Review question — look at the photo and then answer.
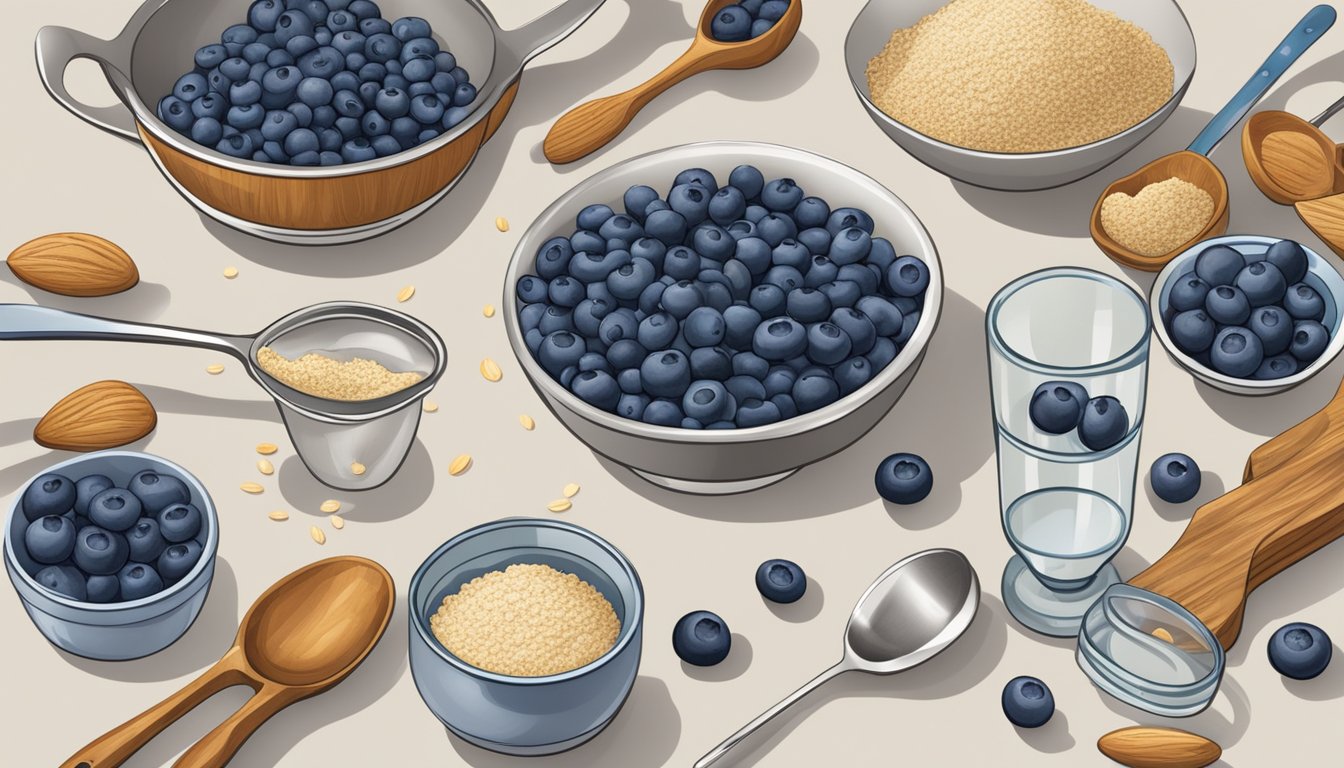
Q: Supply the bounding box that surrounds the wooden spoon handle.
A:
[60,652,252,768]
[543,41,722,164]
[1132,377,1344,648]
[173,685,304,768]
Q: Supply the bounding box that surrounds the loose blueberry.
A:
[1151,452,1201,503]
[673,610,731,666]
[34,565,87,601]
[875,452,933,504]
[756,559,806,603]
[1002,676,1054,728]
[88,488,144,532]
[1078,396,1129,451]
[158,540,205,583]
[118,562,166,601]
[1029,381,1089,434]
[24,515,77,565]
[1194,244,1246,286]
[1266,239,1309,284]
[1211,326,1265,378]
[73,525,130,576]
[22,474,76,522]
[1267,622,1332,680]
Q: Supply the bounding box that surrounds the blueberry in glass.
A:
[1078,396,1129,451]
[1029,381,1089,435]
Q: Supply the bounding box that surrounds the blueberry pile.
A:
[1001,676,1055,728]
[710,0,791,42]
[1150,452,1200,504]
[516,164,929,430]
[1029,381,1129,451]
[1267,621,1332,680]
[16,470,206,603]
[158,1,477,165]
[1166,239,1331,380]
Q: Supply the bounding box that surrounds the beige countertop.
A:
[3,0,1342,765]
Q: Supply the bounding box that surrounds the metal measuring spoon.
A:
[0,302,445,490]
[1091,5,1335,272]
[542,0,803,164]
[1244,93,1344,204]
[694,549,979,768]
[60,557,395,768]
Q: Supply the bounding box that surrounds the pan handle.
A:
[499,0,609,67]
[35,24,141,144]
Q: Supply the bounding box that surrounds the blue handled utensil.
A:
[1092,4,1336,272]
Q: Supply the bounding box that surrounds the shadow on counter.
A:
[602,290,990,523]
[277,440,435,524]
[448,675,682,768]
[0,271,172,322]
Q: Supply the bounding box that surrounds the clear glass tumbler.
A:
[986,268,1150,636]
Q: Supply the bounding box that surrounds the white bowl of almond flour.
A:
[844,0,1197,190]
[409,518,644,756]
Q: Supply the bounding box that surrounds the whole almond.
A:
[1097,726,1221,768]
[8,233,139,297]
[34,381,156,451]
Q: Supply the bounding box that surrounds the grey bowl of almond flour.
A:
[844,0,1197,191]
[408,518,644,756]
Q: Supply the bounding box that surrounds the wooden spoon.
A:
[1091,5,1334,272]
[1242,94,1344,204]
[60,557,395,768]
[543,0,802,164]
[1098,726,1221,768]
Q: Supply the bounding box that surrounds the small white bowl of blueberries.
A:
[504,141,940,494]
[3,452,218,660]
[1151,235,1344,396]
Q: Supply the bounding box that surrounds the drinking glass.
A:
[986,268,1150,636]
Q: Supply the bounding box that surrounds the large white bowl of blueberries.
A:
[4,452,219,660]
[504,142,941,494]
[1152,235,1344,396]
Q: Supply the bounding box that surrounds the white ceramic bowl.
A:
[503,141,942,494]
[843,0,1197,191]
[1151,235,1344,395]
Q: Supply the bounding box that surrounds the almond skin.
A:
[1098,726,1221,768]
[34,381,157,451]
[8,232,139,297]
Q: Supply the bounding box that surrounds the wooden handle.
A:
[1097,726,1221,768]
[173,685,304,768]
[60,651,252,768]
[543,42,720,164]
[1132,377,1344,648]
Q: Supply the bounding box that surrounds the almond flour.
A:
[256,346,422,401]
[1099,177,1214,257]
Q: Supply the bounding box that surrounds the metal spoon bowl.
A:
[695,549,980,768]
[0,302,446,489]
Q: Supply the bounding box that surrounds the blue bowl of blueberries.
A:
[1152,235,1344,396]
[504,141,941,493]
[3,451,218,661]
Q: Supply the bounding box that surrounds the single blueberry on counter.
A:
[22,474,76,522]
[1268,622,1332,680]
[1150,453,1201,503]
[1029,381,1089,435]
[673,610,732,666]
[1078,396,1129,451]
[875,452,933,504]
[756,559,806,603]
[1002,677,1054,728]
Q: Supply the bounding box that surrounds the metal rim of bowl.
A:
[842,0,1197,159]
[502,140,943,445]
[409,517,644,685]
[1149,234,1344,392]
[122,0,514,178]
[3,451,220,613]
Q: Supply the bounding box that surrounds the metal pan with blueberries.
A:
[504,141,942,494]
